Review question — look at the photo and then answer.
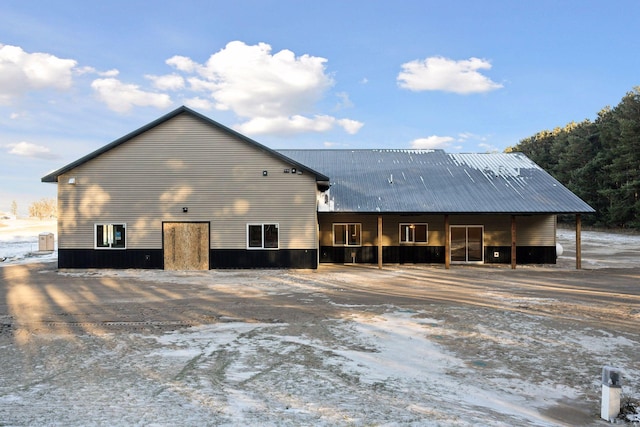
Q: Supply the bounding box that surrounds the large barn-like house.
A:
[42,106,594,270]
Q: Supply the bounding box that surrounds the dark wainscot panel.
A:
[211,249,317,269]
[320,246,445,264]
[516,246,557,264]
[58,249,163,269]
[484,246,557,264]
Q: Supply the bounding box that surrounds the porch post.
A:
[377,215,383,269]
[576,214,582,269]
[511,215,517,269]
[444,214,450,269]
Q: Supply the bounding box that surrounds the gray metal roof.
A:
[278,149,595,214]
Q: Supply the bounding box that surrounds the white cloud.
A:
[184,97,214,110]
[75,66,119,77]
[458,132,477,141]
[478,142,499,153]
[74,66,95,75]
[398,56,503,94]
[335,92,353,110]
[91,78,172,113]
[194,41,333,118]
[102,69,120,77]
[457,132,495,151]
[337,118,364,134]
[145,73,185,91]
[186,77,218,95]
[0,43,77,104]
[235,115,336,136]
[0,40,360,134]
[166,55,199,73]
[410,135,455,149]
[7,141,58,159]
[234,114,363,137]
[165,41,361,136]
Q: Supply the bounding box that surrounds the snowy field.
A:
[0,219,57,265]
[1,219,639,426]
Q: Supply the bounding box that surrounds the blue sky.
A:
[1,0,639,214]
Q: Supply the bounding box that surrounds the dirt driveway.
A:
[1,256,639,426]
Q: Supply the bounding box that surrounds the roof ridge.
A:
[42,106,329,183]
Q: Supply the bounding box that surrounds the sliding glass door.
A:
[450,226,484,263]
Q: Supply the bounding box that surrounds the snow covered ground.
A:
[1,220,639,426]
[556,227,640,269]
[0,219,56,265]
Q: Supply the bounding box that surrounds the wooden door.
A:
[163,222,209,270]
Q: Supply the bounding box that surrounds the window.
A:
[333,223,361,246]
[247,223,279,249]
[399,223,428,244]
[95,223,126,249]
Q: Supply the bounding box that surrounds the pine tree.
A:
[509,87,640,229]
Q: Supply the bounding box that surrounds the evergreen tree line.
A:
[508,87,640,229]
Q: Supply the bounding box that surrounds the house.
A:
[42,106,594,270]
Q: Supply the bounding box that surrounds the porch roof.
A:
[278,149,595,214]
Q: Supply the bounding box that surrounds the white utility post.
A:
[601,366,622,421]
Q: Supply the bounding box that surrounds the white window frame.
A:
[399,223,428,244]
[95,223,126,249]
[247,223,279,250]
[332,223,362,247]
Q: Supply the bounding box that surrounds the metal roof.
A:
[278,149,595,214]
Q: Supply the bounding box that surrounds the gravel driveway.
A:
[1,231,639,426]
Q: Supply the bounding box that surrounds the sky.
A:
[1,0,639,214]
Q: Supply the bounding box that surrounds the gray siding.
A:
[57,114,318,250]
[515,215,556,246]
[448,214,555,246]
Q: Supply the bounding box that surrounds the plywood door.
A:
[163,222,209,270]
